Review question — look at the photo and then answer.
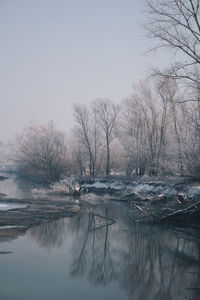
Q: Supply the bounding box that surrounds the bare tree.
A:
[94,99,119,176]
[121,94,151,176]
[145,1,200,178]
[73,103,103,176]
[180,82,200,179]
[145,0,200,82]
[156,77,185,173]
[15,121,68,183]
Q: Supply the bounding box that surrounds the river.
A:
[0,176,199,300]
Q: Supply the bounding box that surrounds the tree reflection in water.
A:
[27,219,66,250]
[70,207,115,286]
[27,203,200,299]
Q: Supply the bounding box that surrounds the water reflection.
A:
[70,208,115,286]
[27,219,66,250]
[27,203,200,299]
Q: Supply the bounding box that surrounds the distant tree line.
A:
[14,77,200,183]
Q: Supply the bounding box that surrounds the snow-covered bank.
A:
[81,177,200,200]
[30,176,200,200]
[80,177,200,227]
[29,175,200,227]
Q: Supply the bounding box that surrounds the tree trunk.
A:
[106,138,110,176]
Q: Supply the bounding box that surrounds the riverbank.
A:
[0,175,200,243]
[29,175,200,227]
[0,197,81,242]
[80,176,200,227]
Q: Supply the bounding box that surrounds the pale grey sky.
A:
[0,0,171,141]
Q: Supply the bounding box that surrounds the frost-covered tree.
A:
[120,80,175,176]
[15,121,68,183]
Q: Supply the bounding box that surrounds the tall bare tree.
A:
[94,99,119,176]
[73,103,102,176]
[121,82,160,175]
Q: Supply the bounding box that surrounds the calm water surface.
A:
[0,177,199,299]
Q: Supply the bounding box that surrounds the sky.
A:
[0,0,171,142]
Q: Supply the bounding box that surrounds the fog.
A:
[0,0,172,142]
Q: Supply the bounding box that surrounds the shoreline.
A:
[0,175,200,243]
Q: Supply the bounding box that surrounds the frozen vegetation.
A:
[30,176,200,200]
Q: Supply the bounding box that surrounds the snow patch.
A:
[84,181,124,190]
[161,187,177,196]
[133,184,155,193]
[187,186,200,198]
[132,183,177,196]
